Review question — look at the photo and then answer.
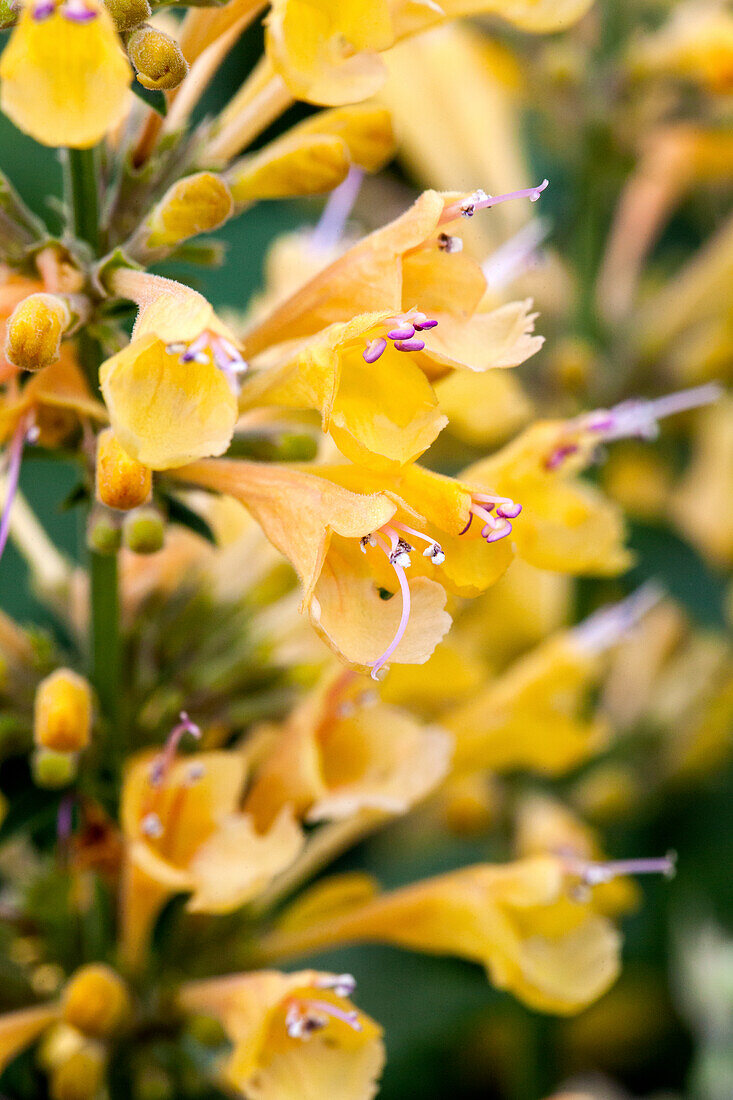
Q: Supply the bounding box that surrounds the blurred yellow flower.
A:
[262,855,621,1015]
[245,669,452,826]
[180,969,385,1100]
[0,0,131,148]
[120,723,303,967]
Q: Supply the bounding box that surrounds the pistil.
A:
[441,180,549,224]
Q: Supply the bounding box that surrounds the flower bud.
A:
[86,508,122,556]
[32,748,78,789]
[127,25,189,91]
[34,669,92,753]
[62,964,131,1038]
[122,506,165,555]
[104,0,150,32]
[0,0,17,31]
[49,1040,106,1100]
[143,173,233,252]
[96,428,152,512]
[5,293,71,372]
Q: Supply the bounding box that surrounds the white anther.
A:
[140,812,163,839]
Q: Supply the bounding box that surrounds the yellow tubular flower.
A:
[99,272,241,470]
[180,970,385,1100]
[261,856,621,1015]
[241,188,545,358]
[120,723,303,968]
[225,105,395,204]
[627,0,733,94]
[169,459,452,676]
[245,669,452,827]
[513,794,639,918]
[95,428,152,512]
[461,419,632,576]
[445,633,608,775]
[34,668,93,754]
[0,0,131,148]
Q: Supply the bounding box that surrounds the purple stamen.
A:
[32,0,55,17]
[545,443,579,471]
[310,166,364,254]
[363,338,387,364]
[496,503,522,519]
[61,0,97,21]
[394,338,425,352]
[0,416,32,567]
[485,520,512,543]
[441,180,549,224]
[316,973,357,997]
[458,514,473,536]
[149,711,201,789]
[413,318,438,331]
[388,324,416,341]
[571,582,664,654]
[483,218,551,289]
[580,383,723,445]
[564,850,677,887]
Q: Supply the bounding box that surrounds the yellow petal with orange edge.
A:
[311,539,451,670]
[100,335,238,470]
[265,0,393,105]
[0,1,131,148]
[187,807,304,913]
[175,459,398,602]
[0,1004,58,1075]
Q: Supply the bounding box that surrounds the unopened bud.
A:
[127,25,189,91]
[34,669,92,753]
[122,506,165,555]
[5,293,71,372]
[96,428,152,512]
[49,1040,106,1100]
[0,0,17,30]
[104,0,150,32]
[62,964,131,1038]
[142,173,233,253]
[32,748,77,789]
[86,508,122,555]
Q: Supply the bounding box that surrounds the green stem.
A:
[89,551,121,729]
[64,146,122,737]
[65,147,101,254]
